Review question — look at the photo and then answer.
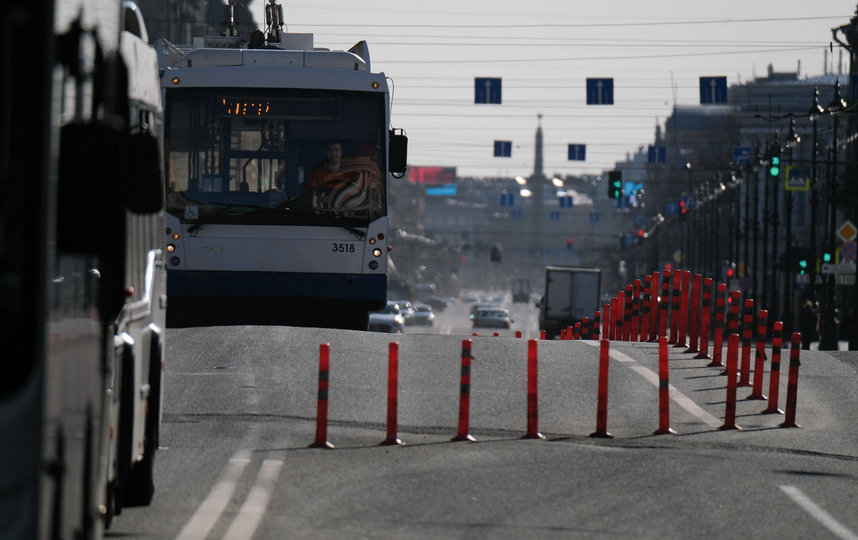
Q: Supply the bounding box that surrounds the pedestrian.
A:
[798,300,817,350]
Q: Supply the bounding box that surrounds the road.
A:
[107,298,858,539]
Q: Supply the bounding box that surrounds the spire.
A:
[533,113,544,179]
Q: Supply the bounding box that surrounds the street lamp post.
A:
[808,87,823,309]
[752,146,762,300]
[761,131,779,315]
[782,118,800,335]
[819,81,846,351]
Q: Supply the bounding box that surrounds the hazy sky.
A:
[279,1,858,178]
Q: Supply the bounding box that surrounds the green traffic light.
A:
[822,252,832,263]
[769,156,780,177]
[798,259,807,274]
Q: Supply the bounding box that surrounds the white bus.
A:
[0,1,166,537]
[160,3,407,329]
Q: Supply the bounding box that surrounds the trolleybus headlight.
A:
[172,232,180,240]
[372,248,382,257]
[167,243,176,252]
[372,81,380,89]
[170,256,180,266]
[172,77,181,85]
[369,237,376,244]
[368,261,378,270]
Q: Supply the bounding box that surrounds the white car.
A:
[411,303,435,326]
[390,299,415,324]
[369,301,406,333]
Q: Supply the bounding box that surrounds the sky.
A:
[276,1,858,179]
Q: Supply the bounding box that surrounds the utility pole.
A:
[833,6,858,350]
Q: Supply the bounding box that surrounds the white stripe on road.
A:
[609,349,636,363]
[780,485,858,540]
[582,340,721,427]
[175,450,251,540]
[628,365,722,427]
[222,459,284,540]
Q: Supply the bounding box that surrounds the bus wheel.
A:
[121,333,161,506]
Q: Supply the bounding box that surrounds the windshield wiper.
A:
[186,202,274,234]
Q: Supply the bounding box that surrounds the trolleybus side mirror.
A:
[56,120,125,254]
[125,132,164,214]
[389,128,407,178]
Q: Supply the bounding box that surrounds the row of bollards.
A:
[309,325,803,448]
[601,266,804,435]
[309,265,806,448]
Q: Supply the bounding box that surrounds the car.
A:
[368,313,405,333]
[461,292,479,303]
[471,308,512,329]
[470,302,495,317]
[410,303,435,326]
[422,295,449,311]
[369,301,406,333]
[391,299,415,324]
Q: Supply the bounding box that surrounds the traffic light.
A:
[721,260,736,280]
[822,251,833,264]
[797,258,808,274]
[608,170,622,199]
[679,199,688,217]
[768,155,781,177]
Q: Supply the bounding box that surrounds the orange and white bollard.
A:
[590,339,613,438]
[748,309,768,400]
[523,339,545,439]
[686,273,701,353]
[762,322,784,415]
[669,269,681,345]
[641,275,652,342]
[739,299,754,387]
[593,310,602,341]
[654,337,676,435]
[649,271,661,342]
[695,277,713,360]
[719,334,742,431]
[623,284,633,341]
[675,270,690,348]
[780,333,802,428]
[452,339,476,442]
[709,282,727,367]
[310,343,334,448]
[631,279,641,341]
[381,342,403,446]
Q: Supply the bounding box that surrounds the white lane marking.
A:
[581,341,721,427]
[628,365,722,427]
[609,349,636,363]
[780,485,858,540]
[175,450,252,540]
[222,459,284,540]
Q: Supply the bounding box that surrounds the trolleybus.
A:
[160,2,407,329]
[0,1,166,537]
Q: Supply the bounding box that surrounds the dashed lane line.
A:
[222,459,285,540]
[780,485,858,540]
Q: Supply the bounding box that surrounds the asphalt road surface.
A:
[107,299,858,539]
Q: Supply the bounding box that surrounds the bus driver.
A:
[306,141,383,217]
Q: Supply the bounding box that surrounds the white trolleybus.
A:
[0,0,166,537]
[160,3,408,329]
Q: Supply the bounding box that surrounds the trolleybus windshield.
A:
[165,88,387,226]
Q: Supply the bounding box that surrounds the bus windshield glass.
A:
[165,88,387,226]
